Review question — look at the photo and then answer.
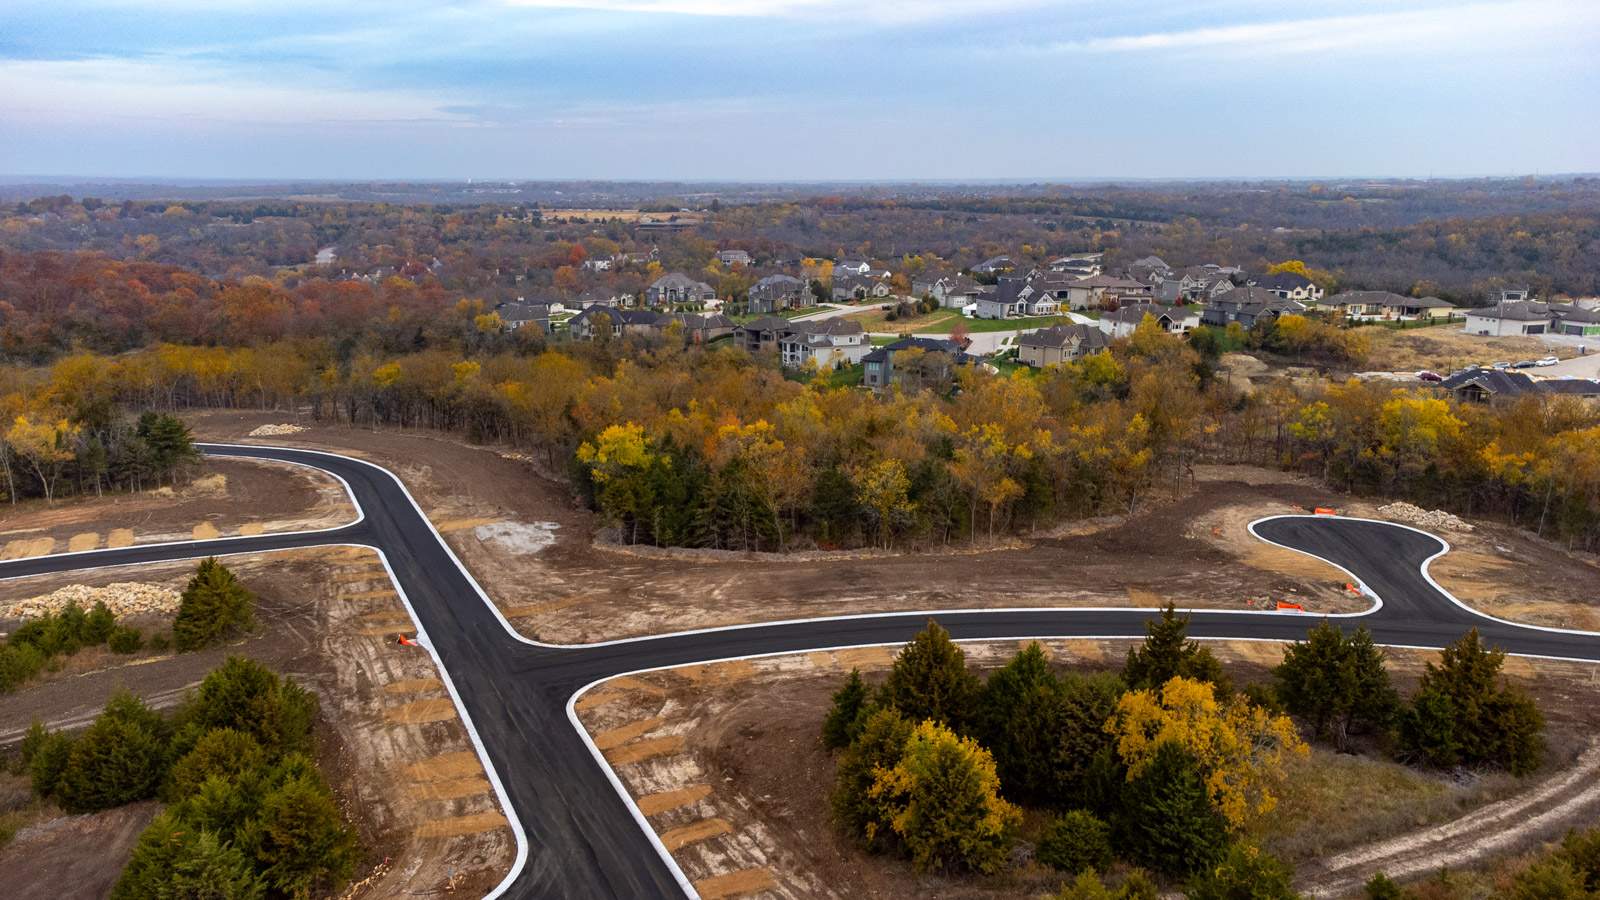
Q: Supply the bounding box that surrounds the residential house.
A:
[1154,267,1236,303]
[717,249,752,267]
[1101,303,1200,338]
[915,273,984,309]
[1552,304,1600,337]
[581,257,613,272]
[778,319,870,370]
[1016,324,1110,367]
[1464,301,1553,336]
[1324,291,1456,320]
[733,316,793,353]
[832,274,894,302]
[1126,255,1173,284]
[1439,368,1600,404]
[862,337,973,392]
[1062,274,1152,311]
[574,287,623,309]
[666,313,736,344]
[748,274,811,314]
[1252,272,1324,305]
[972,255,1013,276]
[569,307,666,340]
[1048,253,1104,276]
[1199,287,1307,328]
[612,249,658,267]
[493,301,551,333]
[645,272,717,308]
[835,259,873,276]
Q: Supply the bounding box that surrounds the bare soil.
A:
[1364,327,1571,374]
[0,457,354,557]
[0,548,513,898]
[576,642,1600,900]
[183,411,1368,644]
[1426,522,1600,630]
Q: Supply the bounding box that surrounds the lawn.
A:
[924,314,1078,334]
[842,306,963,334]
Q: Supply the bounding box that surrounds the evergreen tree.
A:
[113,811,266,900]
[1509,857,1589,900]
[246,771,359,898]
[136,411,199,483]
[173,656,317,759]
[55,691,169,812]
[975,642,1062,802]
[1362,873,1404,900]
[1274,622,1396,750]
[1123,603,1230,694]
[165,727,267,802]
[1114,741,1229,878]
[1037,810,1113,875]
[880,620,981,730]
[830,707,914,852]
[84,601,118,645]
[822,669,871,750]
[1559,827,1600,892]
[173,558,257,652]
[1050,672,1125,809]
[869,719,1021,874]
[1399,630,1545,774]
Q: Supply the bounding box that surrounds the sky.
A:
[2,0,1598,181]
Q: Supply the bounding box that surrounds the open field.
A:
[1363,326,1575,373]
[0,547,514,899]
[576,641,1600,900]
[843,305,964,333]
[538,208,707,224]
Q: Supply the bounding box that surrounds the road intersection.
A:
[2,443,1595,899]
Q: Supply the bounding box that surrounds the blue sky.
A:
[2,0,1597,180]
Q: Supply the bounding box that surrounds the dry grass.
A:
[1363,327,1568,373]
[842,305,961,334]
[1256,749,1520,865]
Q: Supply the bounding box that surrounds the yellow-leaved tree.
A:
[868,720,1021,874]
[1107,676,1307,828]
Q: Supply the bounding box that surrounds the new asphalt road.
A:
[2,444,1596,898]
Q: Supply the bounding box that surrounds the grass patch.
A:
[843,306,962,334]
[1253,747,1522,866]
[730,306,820,324]
[925,314,1079,334]
[1362,325,1567,372]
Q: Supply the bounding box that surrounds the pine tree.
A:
[880,620,981,730]
[1114,741,1228,878]
[822,669,871,750]
[56,691,169,812]
[1275,622,1396,750]
[1399,629,1544,774]
[1123,603,1229,693]
[975,642,1062,801]
[1050,672,1125,809]
[247,771,358,898]
[113,811,266,900]
[165,727,267,802]
[173,559,257,652]
[174,656,317,759]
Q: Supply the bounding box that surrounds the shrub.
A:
[84,602,117,645]
[148,631,172,653]
[1274,622,1396,750]
[0,642,48,693]
[1187,843,1300,899]
[54,691,169,812]
[879,620,981,731]
[830,707,913,852]
[869,719,1020,874]
[108,626,144,654]
[1037,810,1113,875]
[1509,857,1589,900]
[821,668,870,750]
[1559,826,1600,891]
[1363,872,1405,899]
[173,558,256,652]
[27,728,74,797]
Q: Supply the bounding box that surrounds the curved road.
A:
[2,444,1596,899]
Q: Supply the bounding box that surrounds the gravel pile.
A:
[5,583,182,619]
[248,423,306,436]
[1377,502,1474,533]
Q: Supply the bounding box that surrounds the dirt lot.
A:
[0,457,354,558]
[184,412,1376,644]
[0,548,514,899]
[1426,524,1600,630]
[1363,326,1571,374]
[575,641,1600,900]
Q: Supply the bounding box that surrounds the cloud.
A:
[1035,0,1599,56]
[496,0,1049,24]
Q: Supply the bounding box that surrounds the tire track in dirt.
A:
[1299,742,1600,896]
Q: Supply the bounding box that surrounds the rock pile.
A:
[4,583,182,619]
[1376,502,1474,533]
[248,423,306,436]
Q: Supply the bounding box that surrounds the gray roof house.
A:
[1199,287,1306,328]
[645,272,717,308]
[1253,272,1325,304]
[1016,324,1110,368]
[748,274,811,314]
[1102,303,1200,338]
[493,301,551,333]
[862,337,974,392]
[832,273,893,302]
[777,319,870,370]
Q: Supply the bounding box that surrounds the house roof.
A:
[1017,323,1110,351]
[737,315,793,332]
[494,301,550,322]
[1071,273,1149,290]
[862,336,971,364]
[1439,368,1538,396]
[650,272,714,293]
[1553,304,1600,324]
[1107,303,1198,325]
[1468,301,1552,321]
[1254,272,1315,290]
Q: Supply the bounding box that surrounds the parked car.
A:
[1417,371,1443,382]
[1512,360,1538,369]
[1491,361,1511,370]
[1536,356,1560,367]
